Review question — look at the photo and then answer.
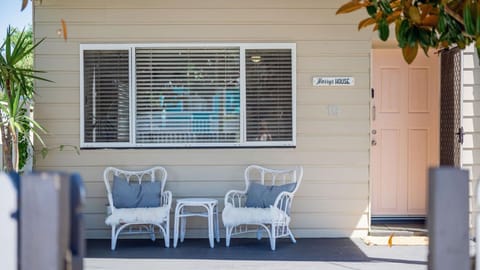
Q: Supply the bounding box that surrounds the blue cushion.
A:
[112,175,162,208]
[245,182,296,208]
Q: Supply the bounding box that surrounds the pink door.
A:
[371,49,439,216]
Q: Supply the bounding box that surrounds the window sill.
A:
[79,145,296,150]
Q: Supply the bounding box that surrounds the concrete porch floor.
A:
[86,238,428,270]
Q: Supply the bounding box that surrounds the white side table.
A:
[173,198,220,248]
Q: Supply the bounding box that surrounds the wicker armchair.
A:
[223,165,303,250]
[103,167,172,250]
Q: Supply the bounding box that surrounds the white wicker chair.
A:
[223,165,303,250]
[103,167,172,250]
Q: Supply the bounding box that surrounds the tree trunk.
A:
[2,78,15,172]
[10,125,18,172]
[1,125,14,171]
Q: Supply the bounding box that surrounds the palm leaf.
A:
[0,25,50,171]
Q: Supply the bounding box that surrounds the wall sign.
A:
[313,76,355,87]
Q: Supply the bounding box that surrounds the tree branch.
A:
[444,4,464,26]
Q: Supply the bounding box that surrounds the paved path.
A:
[85,258,426,270]
[85,238,428,270]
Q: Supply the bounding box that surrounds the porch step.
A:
[370,223,428,237]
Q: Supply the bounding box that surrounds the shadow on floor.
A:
[87,238,370,262]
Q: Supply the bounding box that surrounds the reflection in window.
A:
[135,47,240,143]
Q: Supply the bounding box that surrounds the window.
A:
[245,49,293,142]
[80,44,296,148]
[82,49,130,144]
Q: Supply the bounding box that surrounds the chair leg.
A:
[288,227,296,243]
[180,217,187,242]
[225,226,233,247]
[111,225,117,251]
[164,218,170,248]
[256,226,263,240]
[269,225,276,251]
[150,225,156,242]
[208,208,214,248]
[214,205,220,243]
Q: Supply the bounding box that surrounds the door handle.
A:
[456,127,464,144]
[371,139,377,146]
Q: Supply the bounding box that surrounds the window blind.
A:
[135,47,240,144]
[83,50,130,143]
[245,49,293,142]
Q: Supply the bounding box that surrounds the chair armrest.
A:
[161,190,172,209]
[106,192,114,211]
[273,191,295,215]
[225,189,247,208]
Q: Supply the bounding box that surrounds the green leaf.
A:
[438,9,446,33]
[418,29,431,47]
[41,148,49,159]
[464,1,475,35]
[367,5,378,17]
[379,0,393,15]
[378,18,390,41]
[476,1,480,34]
[397,19,409,47]
[406,26,419,47]
[420,44,429,56]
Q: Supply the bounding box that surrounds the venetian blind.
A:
[83,50,130,143]
[245,49,293,142]
[135,47,241,144]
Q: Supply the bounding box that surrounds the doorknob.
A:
[371,139,377,146]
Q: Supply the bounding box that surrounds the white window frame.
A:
[80,43,296,148]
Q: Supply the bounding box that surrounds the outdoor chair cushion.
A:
[105,206,170,226]
[245,182,296,208]
[222,203,290,227]
[112,175,162,208]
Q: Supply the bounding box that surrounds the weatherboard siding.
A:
[33,0,371,238]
